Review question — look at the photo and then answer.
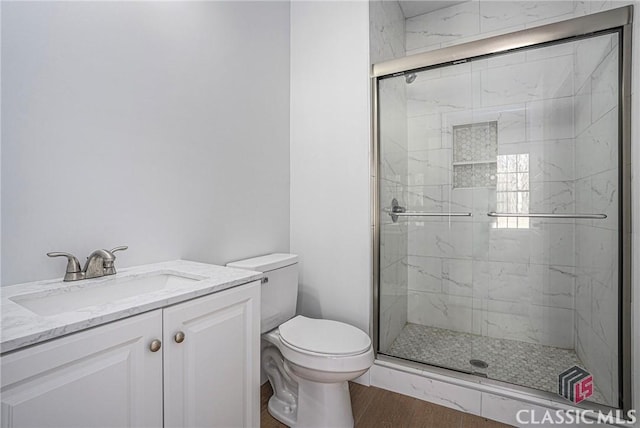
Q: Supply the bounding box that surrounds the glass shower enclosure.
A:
[373,7,632,412]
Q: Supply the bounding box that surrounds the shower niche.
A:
[452,121,497,189]
[373,7,632,414]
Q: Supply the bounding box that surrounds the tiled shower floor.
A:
[387,323,608,406]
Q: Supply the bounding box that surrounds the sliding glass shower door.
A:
[376,29,626,409]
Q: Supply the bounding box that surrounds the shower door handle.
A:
[487,212,607,219]
[387,199,472,222]
[391,212,473,217]
[390,198,406,214]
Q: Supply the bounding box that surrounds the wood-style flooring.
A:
[261,382,511,428]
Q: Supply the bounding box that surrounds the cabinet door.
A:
[1,310,163,428]
[163,281,260,428]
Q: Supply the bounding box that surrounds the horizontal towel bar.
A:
[487,212,607,219]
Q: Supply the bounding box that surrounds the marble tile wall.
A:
[405,1,632,57]
[370,0,405,64]
[573,32,620,407]
[404,39,577,349]
[370,1,409,352]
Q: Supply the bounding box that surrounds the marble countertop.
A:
[0,260,263,354]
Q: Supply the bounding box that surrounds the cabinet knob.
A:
[149,339,162,352]
[174,331,185,344]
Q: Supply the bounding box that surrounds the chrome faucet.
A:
[47,246,128,281]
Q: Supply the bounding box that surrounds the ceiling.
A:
[397,1,469,18]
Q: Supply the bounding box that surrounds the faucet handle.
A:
[103,246,128,275]
[47,252,84,282]
[110,246,128,255]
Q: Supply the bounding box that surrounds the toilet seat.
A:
[263,316,374,374]
[279,316,371,356]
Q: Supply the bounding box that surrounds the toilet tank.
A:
[227,253,298,333]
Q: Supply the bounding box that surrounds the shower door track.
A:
[371,5,633,414]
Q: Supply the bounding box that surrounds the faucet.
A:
[47,246,128,281]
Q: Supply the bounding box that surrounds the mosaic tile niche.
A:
[453,121,497,188]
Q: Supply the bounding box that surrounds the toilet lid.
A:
[279,316,371,356]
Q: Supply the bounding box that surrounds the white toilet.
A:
[227,253,374,428]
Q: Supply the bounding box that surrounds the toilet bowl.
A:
[226,254,374,428]
[263,316,374,427]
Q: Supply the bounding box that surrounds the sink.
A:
[10,272,204,316]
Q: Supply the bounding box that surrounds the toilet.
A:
[227,253,374,428]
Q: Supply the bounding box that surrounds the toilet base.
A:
[268,378,354,428]
[295,378,354,428]
[268,395,297,427]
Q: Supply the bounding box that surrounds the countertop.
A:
[0,260,263,354]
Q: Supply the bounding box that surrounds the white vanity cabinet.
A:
[1,280,260,428]
[163,280,260,428]
[0,309,164,428]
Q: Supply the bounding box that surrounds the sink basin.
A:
[10,272,204,316]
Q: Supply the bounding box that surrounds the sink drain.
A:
[469,359,488,369]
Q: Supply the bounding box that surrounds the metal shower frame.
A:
[371,5,633,414]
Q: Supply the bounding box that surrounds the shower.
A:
[372,6,632,414]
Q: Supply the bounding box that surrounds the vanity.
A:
[0,260,263,428]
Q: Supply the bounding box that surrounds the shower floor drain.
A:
[469,359,488,369]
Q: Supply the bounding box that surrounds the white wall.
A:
[1,1,291,285]
[290,0,371,333]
